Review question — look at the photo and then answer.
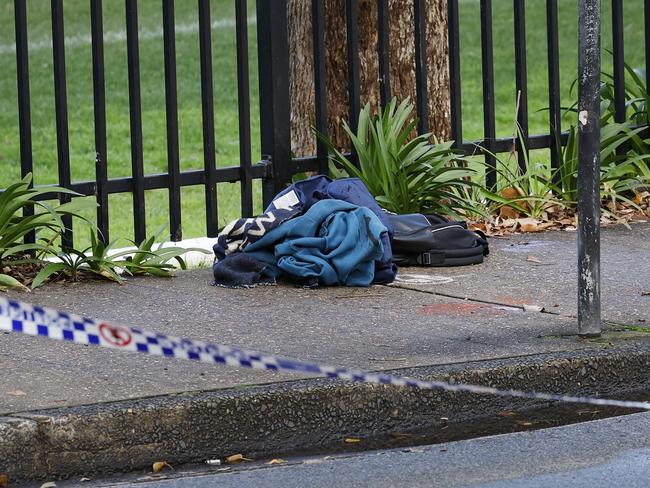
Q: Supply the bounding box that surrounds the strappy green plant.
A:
[0,174,93,260]
[554,117,649,205]
[32,230,129,287]
[564,63,650,180]
[478,158,562,221]
[31,228,209,289]
[317,97,474,216]
[601,61,649,126]
[478,120,649,221]
[121,231,209,277]
[0,174,94,290]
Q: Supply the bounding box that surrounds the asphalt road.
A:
[79,411,650,488]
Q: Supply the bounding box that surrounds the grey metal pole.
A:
[577,0,602,337]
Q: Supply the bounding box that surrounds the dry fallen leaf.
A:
[152,461,173,473]
[391,432,415,438]
[497,411,517,418]
[7,390,27,397]
[526,255,542,264]
[344,437,362,443]
[499,188,522,219]
[225,454,251,464]
[518,218,541,233]
[537,222,558,231]
[267,459,286,465]
[0,474,7,488]
[516,421,534,427]
[607,200,618,213]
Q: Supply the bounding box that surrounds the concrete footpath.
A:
[1,223,649,482]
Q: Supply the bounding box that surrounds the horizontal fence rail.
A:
[2,0,649,248]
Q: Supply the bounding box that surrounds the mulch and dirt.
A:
[469,190,650,236]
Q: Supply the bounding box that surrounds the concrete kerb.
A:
[3,341,650,482]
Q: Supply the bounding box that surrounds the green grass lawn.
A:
[0,0,646,245]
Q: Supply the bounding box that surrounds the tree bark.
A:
[288,0,451,157]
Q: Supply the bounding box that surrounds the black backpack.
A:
[388,213,489,267]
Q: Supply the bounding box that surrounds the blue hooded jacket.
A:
[245,199,386,287]
[266,175,396,283]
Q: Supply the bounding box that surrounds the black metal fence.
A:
[11,0,268,246]
[4,0,648,248]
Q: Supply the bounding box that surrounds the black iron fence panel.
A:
[2,0,648,247]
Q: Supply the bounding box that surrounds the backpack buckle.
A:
[420,253,432,266]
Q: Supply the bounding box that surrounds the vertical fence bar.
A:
[547,0,561,179]
[162,0,182,241]
[256,0,292,204]
[235,0,253,217]
[611,0,625,124]
[447,0,462,147]
[480,0,496,189]
[646,0,650,99]
[90,0,109,243]
[346,0,361,135]
[198,0,218,236]
[513,0,529,173]
[414,0,428,134]
[577,0,601,337]
[14,0,34,244]
[313,0,329,175]
[125,0,146,243]
[377,0,391,107]
[51,0,73,249]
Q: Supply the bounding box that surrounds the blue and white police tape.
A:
[1,295,649,410]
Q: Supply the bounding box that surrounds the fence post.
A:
[256,0,292,206]
[577,0,601,337]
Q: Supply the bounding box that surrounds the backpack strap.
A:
[393,242,486,267]
[417,251,446,266]
[393,251,446,267]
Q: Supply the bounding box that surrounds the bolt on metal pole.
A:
[577,0,602,337]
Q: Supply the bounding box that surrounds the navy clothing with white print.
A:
[213,206,300,261]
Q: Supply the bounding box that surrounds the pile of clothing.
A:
[213,175,397,288]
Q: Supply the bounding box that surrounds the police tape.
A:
[1,296,649,411]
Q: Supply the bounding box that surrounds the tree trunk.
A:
[288,0,451,157]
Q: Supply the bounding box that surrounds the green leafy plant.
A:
[564,64,650,184]
[476,127,564,220]
[31,229,210,289]
[0,174,93,259]
[0,174,94,290]
[121,232,208,277]
[554,118,649,204]
[0,274,29,292]
[600,65,650,198]
[317,97,474,215]
[447,174,492,221]
[601,61,649,126]
[32,230,128,287]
